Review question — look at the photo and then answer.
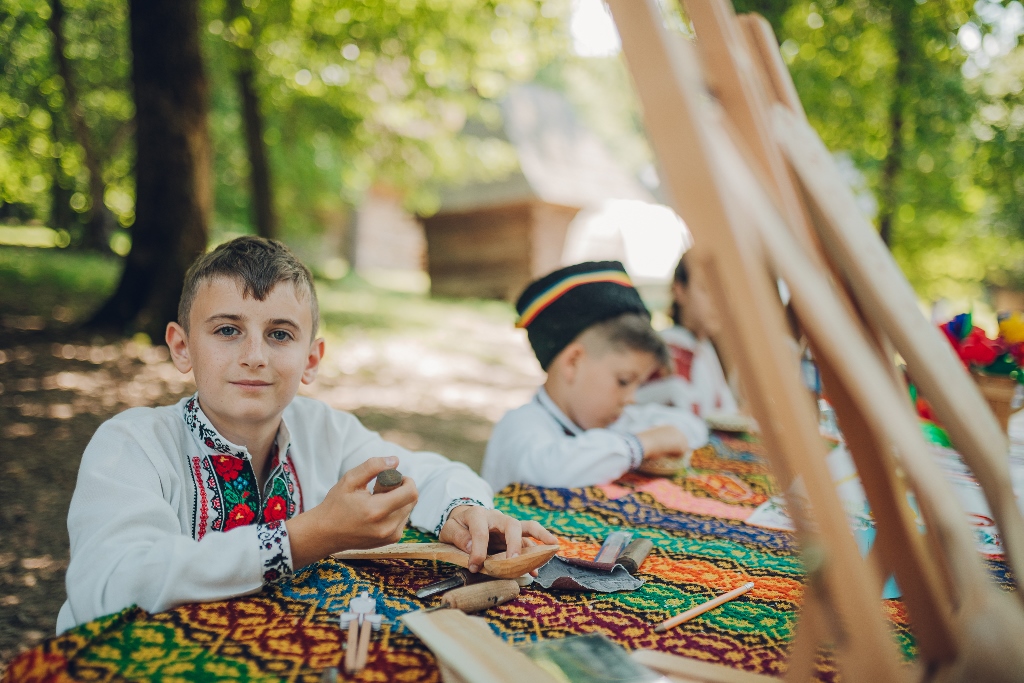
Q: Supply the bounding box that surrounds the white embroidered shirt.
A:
[635,326,739,418]
[57,394,492,633]
[481,388,709,491]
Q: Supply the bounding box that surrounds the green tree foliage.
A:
[731,0,1024,301]
[0,0,133,246]
[2,0,569,253]
[201,0,569,247]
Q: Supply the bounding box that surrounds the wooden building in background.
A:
[422,84,653,301]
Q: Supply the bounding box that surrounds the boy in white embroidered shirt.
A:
[58,236,556,633]
[482,261,709,491]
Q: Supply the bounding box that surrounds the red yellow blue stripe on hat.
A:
[515,269,634,328]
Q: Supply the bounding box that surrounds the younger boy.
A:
[58,236,555,633]
[482,261,709,490]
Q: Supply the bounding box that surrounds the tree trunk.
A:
[88,0,210,339]
[238,65,277,239]
[48,0,114,252]
[878,0,913,248]
[225,0,277,240]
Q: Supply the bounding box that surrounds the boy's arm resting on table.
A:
[619,403,710,450]
[325,409,496,532]
[485,414,643,489]
[288,407,554,572]
[62,421,287,631]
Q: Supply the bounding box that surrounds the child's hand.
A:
[438,507,558,575]
[637,425,690,460]
[286,456,417,569]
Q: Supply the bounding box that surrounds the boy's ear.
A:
[301,337,326,385]
[558,341,586,383]
[165,322,193,374]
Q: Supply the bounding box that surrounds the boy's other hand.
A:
[438,507,558,575]
[637,425,690,460]
[286,456,417,569]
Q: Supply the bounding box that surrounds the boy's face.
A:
[166,276,324,439]
[562,346,661,430]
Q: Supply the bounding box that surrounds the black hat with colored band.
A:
[515,261,649,370]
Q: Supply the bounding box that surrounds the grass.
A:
[0,245,518,335]
[0,247,121,324]
[317,272,516,337]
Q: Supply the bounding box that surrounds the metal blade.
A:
[415,573,465,599]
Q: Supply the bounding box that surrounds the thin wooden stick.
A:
[355,619,372,671]
[655,582,754,632]
[736,13,806,121]
[781,596,824,683]
[344,620,359,673]
[681,0,820,261]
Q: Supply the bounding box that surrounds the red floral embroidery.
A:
[669,345,695,381]
[226,503,256,529]
[263,495,287,522]
[211,455,244,481]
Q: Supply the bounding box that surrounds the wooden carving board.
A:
[401,609,558,683]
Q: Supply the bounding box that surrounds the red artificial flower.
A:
[212,455,244,481]
[263,495,287,522]
[958,328,1004,367]
[225,503,256,529]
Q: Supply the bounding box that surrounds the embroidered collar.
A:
[535,388,583,437]
[182,394,292,460]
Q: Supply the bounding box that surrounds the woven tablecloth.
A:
[8,434,1006,682]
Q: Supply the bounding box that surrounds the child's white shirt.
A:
[481,387,709,491]
[635,326,738,418]
[57,394,492,634]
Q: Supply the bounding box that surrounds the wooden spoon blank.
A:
[333,542,559,579]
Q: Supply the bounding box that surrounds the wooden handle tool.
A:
[436,580,520,613]
[372,468,403,494]
[334,542,559,579]
[616,538,654,575]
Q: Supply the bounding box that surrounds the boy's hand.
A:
[286,456,417,569]
[438,507,558,574]
[637,425,690,461]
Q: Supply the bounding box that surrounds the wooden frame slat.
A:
[605,1,910,680]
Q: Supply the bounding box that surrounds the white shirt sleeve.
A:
[615,403,710,450]
[60,418,287,632]
[482,402,643,490]
[317,408,493,535]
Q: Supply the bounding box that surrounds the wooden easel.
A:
[604,0,1024,680]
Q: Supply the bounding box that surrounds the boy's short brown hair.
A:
[578,312,669,368]
[178,236,319,338]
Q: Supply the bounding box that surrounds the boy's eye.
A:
[270,330,292,342]
[215,326,239,337]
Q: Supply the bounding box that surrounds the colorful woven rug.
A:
[4,435,999,683]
